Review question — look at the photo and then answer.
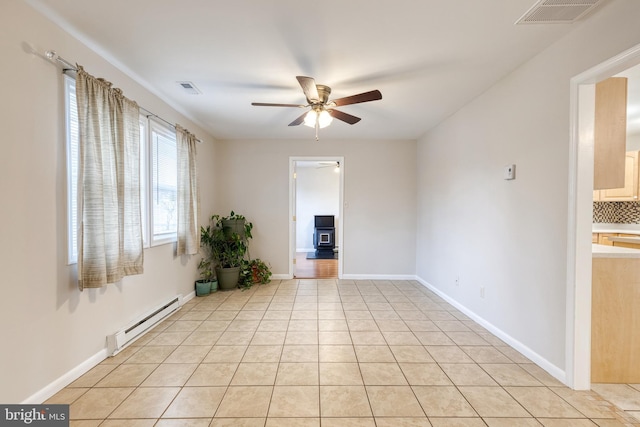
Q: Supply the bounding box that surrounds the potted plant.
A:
[201,212,252,291]
[239,258,272,289]
[196,258,217,293]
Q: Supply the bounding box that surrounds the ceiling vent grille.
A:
[516,0,603,24]
[177,81,202,95]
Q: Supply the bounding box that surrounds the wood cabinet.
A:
[594,77,628,191]
[594,151,639,201]
[592,256,640,383]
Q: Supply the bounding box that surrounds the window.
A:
[148,120,178,245]
[65,77,178,264]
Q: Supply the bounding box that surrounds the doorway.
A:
[568,43,640,390]
[289,157,344,279]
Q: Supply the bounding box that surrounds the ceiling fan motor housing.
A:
[315,84,331,104]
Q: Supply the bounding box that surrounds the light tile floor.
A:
[46,279,640,426]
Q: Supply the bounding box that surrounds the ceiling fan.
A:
[251,76,382,140]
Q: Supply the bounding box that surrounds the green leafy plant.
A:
[239,258,272,289]
[197,258,215,281]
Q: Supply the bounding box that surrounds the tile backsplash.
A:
[593,201,640,223]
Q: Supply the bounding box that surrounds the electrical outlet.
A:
[455,276,460,286]
[480,286,485,298]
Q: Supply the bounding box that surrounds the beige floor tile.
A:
[69,420,102,426]
[497,346,532,363]
[371,311,402,321]
[376,320,411,332]
[439,364,497,386]
[242,345,282,362]
[412,386,477,417]
[318,310,346,320]
[320,345,357,362]
[483,418,542,427]
[288,319,318,331]
[182,330,222,345]
[458,386,529,417]
[424,311,457,321]
[185,363,238,386]
[552,388,618,419]
[459,346,512,364]
[320,331,353,344]
[68,364,117,388]
[161,386,225,418]
[285,331,319,345]
[141,363,197,386]
[345,311,374,320]
[216,331,254,346]
[109,387,180,419]
[320,385,373,417]
[164,320,202,332]
[343,303,370,311]
[277,362,320,385]
[425,346,474,363]
[374,418,431,427]
[210,418,265,427]
[147,331,191,346]
[269,385,320,417]
[70,387,134,419]
[250,331,286,345]
[591,384,640,411]
[428,418,485,427]
[230,362,278,385]
[388,346,433,363]
[506,386,584,418]
[366,385,425,417]
[262,310,292,320]
[351,331,387,345]
[382,331,421,346]
[319,319,349,331]
[265,418,320,427]
[215,386,273,417]
[360,362,408,385]
[208,311,238,321]
[203,345,247,362]
[197,320,231,331]
[480,363,542,386]
[348,319,380,331]
[414,332,456,346]
[519,363,564,387]
[434,320,471,332]
[123,346,176,364]
[537,420,598,426]
[281,345,319,362]
[45,387,89,404]
[355,345,396,362]
[99,421,156,427]
[320,363,363,385]
[404,320,440,331]
[95,364,158,387]
[163,345,211,363]
[399,363,452,386]
[398,311,429,321]
[257,319,289,331]
[321,418,376,427]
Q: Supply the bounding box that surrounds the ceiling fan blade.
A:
[252,102,306,108]
[331,90,382,107]
[288,111,308,126]
[328,109,361,125]
[296,76,320,103]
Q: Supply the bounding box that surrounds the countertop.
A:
[592,224,640,235]
[592,243,640,258]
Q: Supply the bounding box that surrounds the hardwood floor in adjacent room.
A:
[295,252,338,279]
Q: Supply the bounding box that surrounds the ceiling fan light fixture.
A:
[303,109,333,129]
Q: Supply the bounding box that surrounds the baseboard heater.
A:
[107,295,182,356]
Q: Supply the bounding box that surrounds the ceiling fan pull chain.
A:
[315,118,320,141]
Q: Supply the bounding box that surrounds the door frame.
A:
[289,156,344,279]
[567,43,640,390]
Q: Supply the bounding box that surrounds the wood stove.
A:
[313,215,335,258]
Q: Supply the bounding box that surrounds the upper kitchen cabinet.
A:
[593,77,628,191]
[596,151,639,201]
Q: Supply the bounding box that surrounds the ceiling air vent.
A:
[177,81,202,95]
[516,0,604,24]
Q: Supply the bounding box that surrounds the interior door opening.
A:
[290,157,344,279]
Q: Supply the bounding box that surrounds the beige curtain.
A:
[176,125,200,255]
[76,66,143,289]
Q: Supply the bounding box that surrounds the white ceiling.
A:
[27,0,611,141]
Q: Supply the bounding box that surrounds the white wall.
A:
[0,2,216,402]
[213,139,417,277]
[415,0,640,379]
[296,164,340,252]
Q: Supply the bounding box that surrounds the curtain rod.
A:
[45,50,202,143]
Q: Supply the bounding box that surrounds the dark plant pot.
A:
[210,279,218,293]
[216,266,240,290]
[222,219,245,239]
[195,280,211,296]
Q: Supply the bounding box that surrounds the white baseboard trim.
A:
[416,276,567,385]
[342,274,419,281]
[271,274,291,280]
[22,348,108,404]
[182,290,196,303]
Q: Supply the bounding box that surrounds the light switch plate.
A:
[504,164,516,180]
